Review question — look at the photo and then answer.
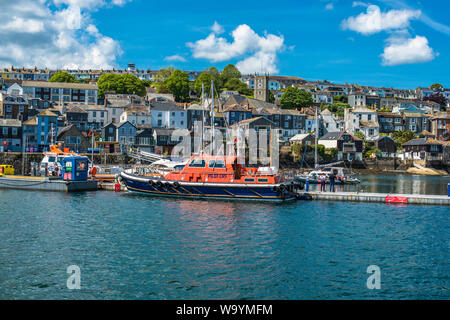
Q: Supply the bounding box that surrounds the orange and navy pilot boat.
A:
[119,154,298,202]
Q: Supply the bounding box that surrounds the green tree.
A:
[194,72,213,97]
[280,87,313,109]
[223,78,253,96]
[334,95,348,103]
[49,71,77,83]
[221,64,241,84]
[430,83,443,90]
[97,73,146,97]
[392,130,416,148]
[268,90,275,104]
[205,67,223,88]
[354,131,365,141]
[153,67,175,93]
[163,69,190,102]
[142,80,152,87]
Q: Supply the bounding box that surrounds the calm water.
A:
[307,174,450,195]
[0,175,448,300]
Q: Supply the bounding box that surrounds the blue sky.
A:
[1,0,449,89]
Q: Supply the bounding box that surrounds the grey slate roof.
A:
[150,101,184,111]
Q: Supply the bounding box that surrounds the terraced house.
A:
[22,81,98,105]
[403,113,431,134]
[0,119,22,152]
[0,93,29,121]
[378,112,404,133]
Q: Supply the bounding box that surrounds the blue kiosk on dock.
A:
[62,156,89,182]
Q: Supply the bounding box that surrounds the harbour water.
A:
[0,175,448,299]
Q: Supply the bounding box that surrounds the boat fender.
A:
[173,182,180,188]
[272,186,279,192]
[117,175,124,185]
[156,181,163,188]
[279,184,286,191]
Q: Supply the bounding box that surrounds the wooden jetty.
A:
[0,176,98,192]
[302,191,450,206]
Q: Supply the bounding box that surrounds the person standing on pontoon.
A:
[320,174,326,192]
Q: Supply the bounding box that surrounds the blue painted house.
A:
[22,110,59,152]
[223,104,253,126]
[116,121,137,152]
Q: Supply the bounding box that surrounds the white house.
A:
[344,107,380,141]
[120,106,152,127]
[348,93,366,108]
[6,83,23,95]
[150,101,187,129]
[321,109,342,134]
[85,105,108,130]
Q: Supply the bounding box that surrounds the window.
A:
[209,160,225,168]
[258,178,269,183]
[2,127,8,135]
[93,111,97,117]
[244,178,255,182]
[76,160,87,171]
[188,159,206,168]
[12,128,18,136]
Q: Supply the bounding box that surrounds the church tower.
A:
[254,74,270,102]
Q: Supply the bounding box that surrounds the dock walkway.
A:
[303,191,449,206]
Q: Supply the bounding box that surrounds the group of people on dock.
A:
[319,173,336,193]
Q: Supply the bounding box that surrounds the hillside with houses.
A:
[0,64,449,173]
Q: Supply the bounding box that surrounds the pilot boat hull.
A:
[119,172,297,202]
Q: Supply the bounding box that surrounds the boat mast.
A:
[201,82,205,154]
[315,106,318,168]
[211,80,215,154]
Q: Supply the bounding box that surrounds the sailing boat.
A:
[295,106,360,185]
[119,80,298,201]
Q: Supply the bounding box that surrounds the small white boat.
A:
[296,167,360,185]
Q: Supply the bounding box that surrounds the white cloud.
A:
[164,55,187,62]
[381,34,435,66]
[187,23,285,74]
[352,1,370,7]
[53,0,130,9]
[211,21,224,34]
[0,0,127,69]
[341,5,421,35]
[325,3,334,10]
